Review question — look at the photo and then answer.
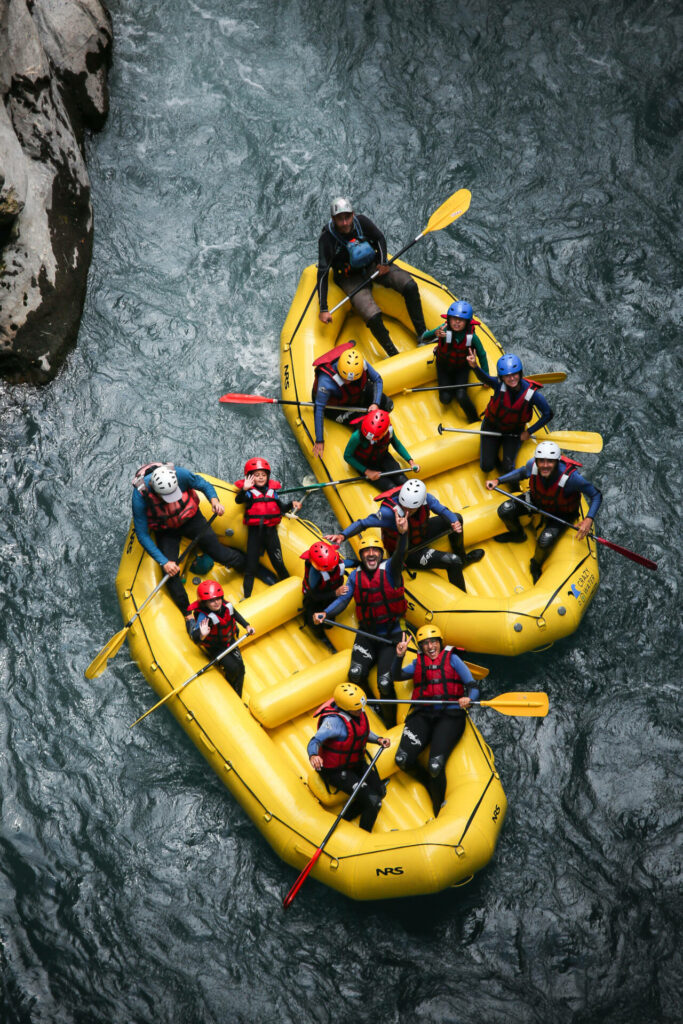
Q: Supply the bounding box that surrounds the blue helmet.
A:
[497,353,523,377]
[447,300,473,321]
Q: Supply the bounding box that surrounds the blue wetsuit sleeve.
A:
[473,365,498,389]
[176,468,217,502]
[425,493,458,524]
[307,715,348,757]
[498,458,534,485]
[341,511,386,540]
[366,363,383,405]
[528,391,553,434]
[392,657,417,681]
[131,488,168,566]
[314,378,340,442]
[386,531,407,585]
[322,569,356,619]
[567,473,602,519]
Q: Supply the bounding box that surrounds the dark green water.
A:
[1,1,680,1022]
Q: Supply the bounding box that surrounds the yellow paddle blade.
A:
[545,431,603,454]
[464,660,489,680]
[84,627,128,679]
[479,691,549,717]
[424,189,471,235]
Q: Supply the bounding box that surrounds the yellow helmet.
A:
[333,682,366,713]
[338,349,364,381]
[358,531,384,554]
[416,624,443,646]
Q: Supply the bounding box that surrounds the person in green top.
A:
[344,409,419,491]
[420,300,489,423]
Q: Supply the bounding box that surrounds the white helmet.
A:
[399,479,427,510]
[534,441,561,461]
[330,196,353,217]
[150,465,180,497]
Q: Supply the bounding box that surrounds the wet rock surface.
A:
[0,0,112,383]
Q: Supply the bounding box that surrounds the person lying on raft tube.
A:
[132,462,258,621]
[317,196,427,356]
[313,517,408,729]
[311,343,393,459]
[300,541,357,641]
[325,478,484,593]
[186,580,255,698]
[419,300,489,422]
[234,457,302,599]
[308,683,391,833]
[343,409,419,490]
[393,625,479,818]
[468,352,553,483]
[486,440,602,585]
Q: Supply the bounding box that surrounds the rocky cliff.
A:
[0,0,112,383]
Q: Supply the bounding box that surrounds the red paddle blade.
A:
[595,535,658,570]
[219,393,277,404]
[283,846,323,908]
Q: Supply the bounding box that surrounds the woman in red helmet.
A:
[300,540,355,640]
[186,580,255,696]
[234,458,302,598]
[343,409,419,491]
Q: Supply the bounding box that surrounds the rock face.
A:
[0,0,112,383]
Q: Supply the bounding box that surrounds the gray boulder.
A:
[0,0,112,383]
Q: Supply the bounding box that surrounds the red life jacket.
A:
[302,559,344,597]
[316,702,370,770]
[353,562,406,629]
[412,646,465,702]
[234,479,283,527]
[435,320,480,370]
[145,488,200,531]
[352,426,393,468]
[529,459,582,520]
[313,357,368,405]
[484,380,539,433]
[376,487,429,554]
[187,599,239,650]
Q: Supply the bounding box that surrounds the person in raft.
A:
[300,541,356,640]
[308,682,391,833]
[468,351,553,481]
[419,300,489,422]
[393,625,478,817]
[344,409,419,491]
[486,440,602,584]
[313,519,408,729]
[311,342,393,459]
[186,580,255,697]
[325,478,484,593]
[234,457,302,599]
[132,462,261,619]
[317,196,427,357]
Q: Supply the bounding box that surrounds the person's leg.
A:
[180,512,249,575]
[394,710,433,771]
[264,529,289,581]
[426,712,466,816]
[436,360,455,405]
[375,642,398,728]
[322,764,385,832]
[347,635,378,696]
[479,422,501,473]
[338,274,398,357]
[155,530,188,612]
[242,527,263,599]
[381,265,426,338]
[530,520,568,582]
[494,496,529,543]
[219,649,246,697]
[500,434,522,478]
[451,365,478,422]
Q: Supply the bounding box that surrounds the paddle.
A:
[437,423,603,454]
[319,619,488,679]
[489,485,658,570]
[279,467,418,495]
[129,634,250,728]
[218,393,367,414]
[402,371,567,394]
[327,189,472,317]
[368,691,549,718]
[283,744,385,908]
[85,512,220,680]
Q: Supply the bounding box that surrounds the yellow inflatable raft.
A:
[279,262,600,656]
[116,479,507,901]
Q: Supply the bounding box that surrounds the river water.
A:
[1,1,680,1021]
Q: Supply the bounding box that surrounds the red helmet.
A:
[244,457,270,475]
[300,541,340,571]
[361,409,390,443]
[196,580,224,601]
